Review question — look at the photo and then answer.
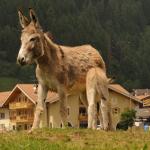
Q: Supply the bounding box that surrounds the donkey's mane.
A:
[43,33,64,61]
[45,31,54,42]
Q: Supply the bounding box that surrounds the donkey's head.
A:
[17,9,45,66]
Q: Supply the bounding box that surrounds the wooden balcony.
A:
[9,102,33,109]
[143,99,150,107]
[79,113,88,121]
[10,115,34,123]
[79,113,99,121]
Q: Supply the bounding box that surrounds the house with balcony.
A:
[1,84,36,130]
[0,84,59,131]
[0,83,142,131]
[132,89,150,120]
[0,91,10,131]
[47,84,142,130]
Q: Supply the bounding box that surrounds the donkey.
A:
[17,9,112,132]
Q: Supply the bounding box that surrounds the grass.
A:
[0,128,150,150]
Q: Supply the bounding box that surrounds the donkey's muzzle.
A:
[17,57,26,66]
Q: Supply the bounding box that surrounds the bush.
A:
[116,109,136,130]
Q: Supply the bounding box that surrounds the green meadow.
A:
[0,128,149,150]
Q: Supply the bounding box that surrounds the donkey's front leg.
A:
[58,89,68,128]
[29,84,48,133]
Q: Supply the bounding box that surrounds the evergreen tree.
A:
[0,0,149,91]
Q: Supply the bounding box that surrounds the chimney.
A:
[33,84,38,94]
[134,90,137,96]
[144,89,148,96]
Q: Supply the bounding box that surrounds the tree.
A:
[0,0,150,91]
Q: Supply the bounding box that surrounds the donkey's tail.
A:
[95,68,113,131]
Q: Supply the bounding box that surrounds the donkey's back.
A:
[61,44,106,72]
[58,44,106,93]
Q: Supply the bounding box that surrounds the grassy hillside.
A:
[0,128,149,150]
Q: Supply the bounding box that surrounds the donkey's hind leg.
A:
[98,101,104,130]
[86,71,97,129]
[86,88,97,129]
[86,67,110,131]
[100,97,109,130]
[97,83,109,131]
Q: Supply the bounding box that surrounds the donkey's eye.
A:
[30,37,36,42]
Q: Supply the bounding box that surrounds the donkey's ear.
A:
[29,8,40,27]
[18,9,29,28]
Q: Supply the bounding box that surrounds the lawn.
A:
[0,128,149,150]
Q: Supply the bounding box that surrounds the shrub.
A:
[116,109,136,130]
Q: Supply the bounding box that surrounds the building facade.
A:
[0,84,142,131]
[133,90,150,120]
[0,85,36,131]
[0,92,10,131]
[47,84,141,130]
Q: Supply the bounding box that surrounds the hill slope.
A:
[1,0,150,91]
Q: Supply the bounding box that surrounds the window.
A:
[24,110,27,115]
[79,107,87,116]
[24,124,28,130]
[68,122,72,127]
[13,125,16,130]
[17,111,21,116]
[60,123,63,128]
[67,107,70,115]
[112,107,120,115]
[27,124,32,130]
[18,97,21,102]
[0,113,5,119]
[24,97,27,102]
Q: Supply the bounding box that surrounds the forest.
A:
[0,0,150,91]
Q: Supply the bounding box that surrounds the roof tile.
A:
[0,91,10,107]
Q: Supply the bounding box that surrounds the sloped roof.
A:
[0,91,10,107]
[136,95,150,101]
[2,84,58,106]
[46,92,59,103]
[109,84,142,103]
[109,84,130,95]
[16,84,38,103]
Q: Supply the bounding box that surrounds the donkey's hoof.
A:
[97,127,104,130]
[103,126,109,131]
[28,129,34,134]
[92,126,97,130]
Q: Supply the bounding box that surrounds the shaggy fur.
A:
[17,9,112,132]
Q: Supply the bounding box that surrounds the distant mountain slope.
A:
[0,0,150,90]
